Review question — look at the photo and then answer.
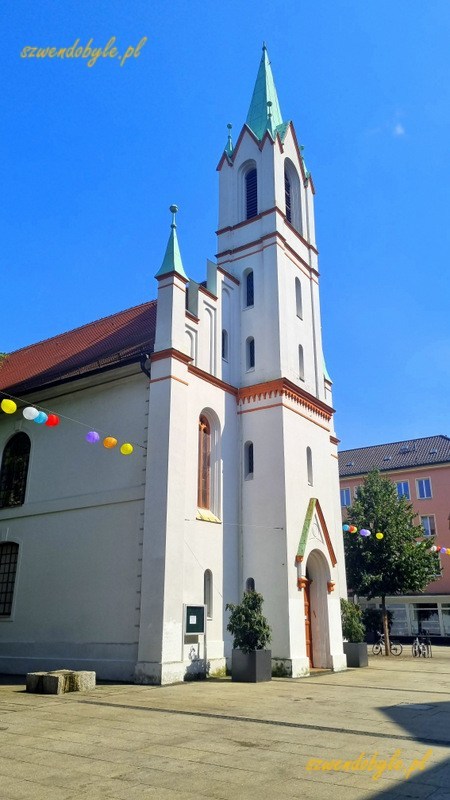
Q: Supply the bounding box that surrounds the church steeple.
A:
[246,43,284,140]
[155,205,188,280]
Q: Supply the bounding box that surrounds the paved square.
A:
[0,648,449,799]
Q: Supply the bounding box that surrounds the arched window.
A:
[246,337,255,370]
[245,168,258,219]
[222,329,228,361]
[244,441,254,478]
[245,577,255,593]
[284,160,301,233]
[0,542,19,617]
[204,570,213,619]
[197,416,211,509]
[306,446,313,486]
[298,345,305,381]
[295,277,303,319]
[245,270,254,308]
[0,433,31,508]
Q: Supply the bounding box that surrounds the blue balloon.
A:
[34,412,48,424]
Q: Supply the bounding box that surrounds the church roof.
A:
[0,300,157,395]
[246,44,287,141]
[339,435,450,477]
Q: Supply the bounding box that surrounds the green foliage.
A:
[226,591,272,654]
[362,607,393,635]
[345,470,440,600]
[340,598,366,643]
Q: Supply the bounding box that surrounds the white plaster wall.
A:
[0,369,149,679]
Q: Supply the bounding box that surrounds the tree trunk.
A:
[381,595,390,656]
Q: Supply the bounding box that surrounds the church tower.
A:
[217,45,347,675]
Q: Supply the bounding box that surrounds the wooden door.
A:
[304,580,313,667]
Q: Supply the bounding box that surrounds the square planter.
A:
[343,642,368,668]
[231,649,272,682]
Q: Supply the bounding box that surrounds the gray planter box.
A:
[343,642,368,668]
[231,649,272,682]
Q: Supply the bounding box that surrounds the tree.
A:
[344,470,440,655]
[226,591,272,653]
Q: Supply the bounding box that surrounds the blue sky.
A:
[2,1,450,450]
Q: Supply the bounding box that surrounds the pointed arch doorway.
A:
[303,550,331,669]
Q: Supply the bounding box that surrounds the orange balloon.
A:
[103,437,118,449]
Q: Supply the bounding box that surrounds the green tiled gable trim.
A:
[296,497,316,561]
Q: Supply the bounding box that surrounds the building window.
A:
[0,542,19,617]
[198,416,211,509]
[245,577,255,593]
[295,277,303,319]
[298,345,305,381]
[396,481,410,500]
[416,478,432,499]
[222,329,228,361]
[246,337,255,370]
[245,168,258,219]
[244,441,254,479]
[306,447,313,486]
[204,570,213,619]
[411,603,440,635]
[0,433,31,509]
[420,515,436,537]
[340,487,351,507]
[245,270,254,308]
[285,170,292,223]
[442,605,450,636]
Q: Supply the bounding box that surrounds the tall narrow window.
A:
[245,168,258,219]
[245,270,254,307]
[244,441,254,478]
[222,329,229,361]
[204,570,213,619]
[295,277,303,319]
[285,171,292,223]
[306,447,313,486]
[246,337,255,370]
[197,416,211,509]
[245,577,255,593]
[0,542,19,617]
[0,433,31,509]
[298,345,305,380]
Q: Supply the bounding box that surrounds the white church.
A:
[0,46,347,683]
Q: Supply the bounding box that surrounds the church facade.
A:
[0,47,347,683]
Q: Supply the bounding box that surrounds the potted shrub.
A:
[341,598,368,667]
[226,591,272,682]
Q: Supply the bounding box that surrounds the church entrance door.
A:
[304,579,313,667]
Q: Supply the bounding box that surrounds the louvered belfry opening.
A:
[285,171,292,222]
[245,168,258,219]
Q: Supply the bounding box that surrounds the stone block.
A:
[26,669,96,694]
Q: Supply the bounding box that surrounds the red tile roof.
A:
[0,301,157,394]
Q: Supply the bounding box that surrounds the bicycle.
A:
[412,632,432,658]
[372,632,403,656]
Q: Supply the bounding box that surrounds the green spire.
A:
[246,43,284,140]
[224,122,234,158]
[155,205,188,280]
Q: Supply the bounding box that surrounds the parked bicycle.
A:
[412,631,432,658]
[372,632,403,656]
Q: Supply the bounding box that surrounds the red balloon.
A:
[45,414,60,427]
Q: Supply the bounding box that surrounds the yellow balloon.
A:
[376,532,384,540]
[120,443,134,455]
[103,437,118,449]
[1,399,17,414]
